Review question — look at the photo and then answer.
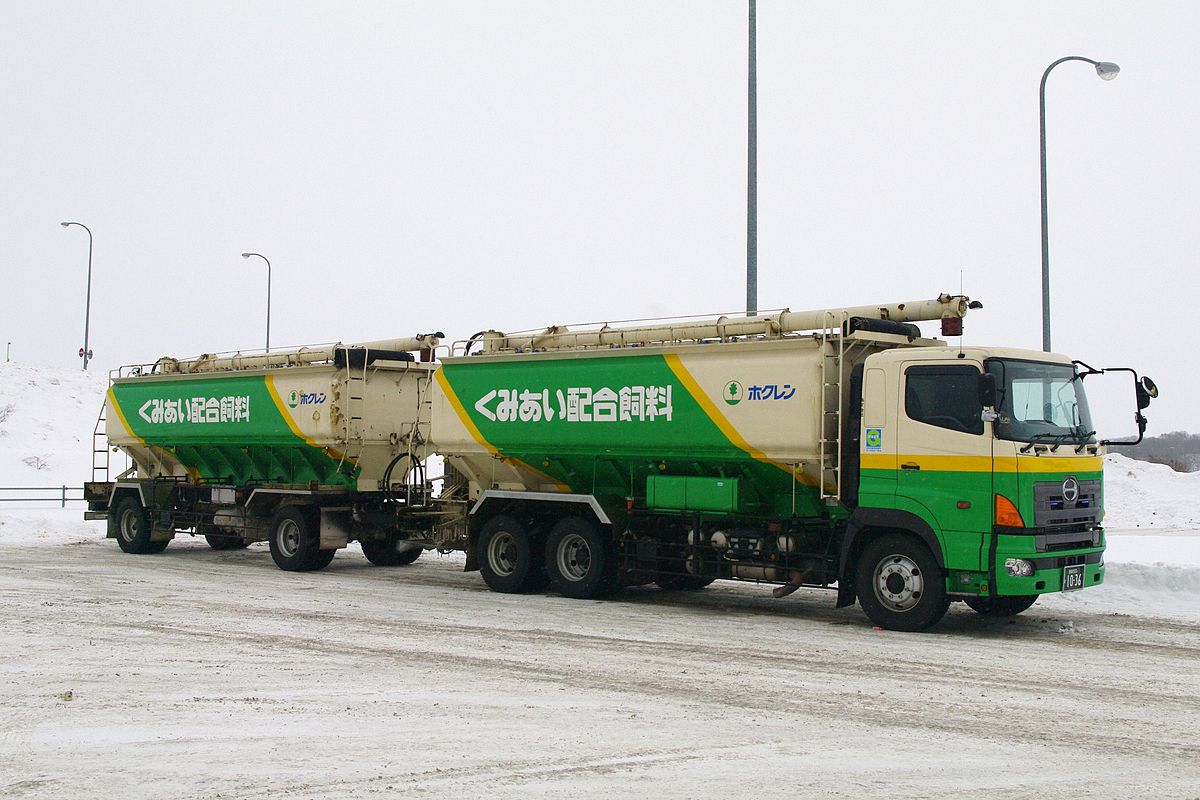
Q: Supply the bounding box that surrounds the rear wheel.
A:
[360,535,423,566]
[478,515,544,593]
[965,594,1038,616]
[545,517,614,599]
[268,507,334,572]
[856,533,949,632]
[113,495,168,555]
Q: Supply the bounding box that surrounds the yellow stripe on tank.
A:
[434,369,570,492]
[108,386,202,482]
[663,353,817,487]
[107,387,144,445]
[265,375,354,464]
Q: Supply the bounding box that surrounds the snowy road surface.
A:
[2,521,1198,800]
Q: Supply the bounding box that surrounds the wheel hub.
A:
[487,532,516,576]
[119,509,138,542]
[873,553,923,612]
[557,534,591,581]
[277,519,301,558]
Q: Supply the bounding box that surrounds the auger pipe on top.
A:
[479,294,977,354]
[155,334,443,374]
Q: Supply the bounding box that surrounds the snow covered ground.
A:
[2,361,1199,799]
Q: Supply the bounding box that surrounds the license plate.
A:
[1062,564,1085,592]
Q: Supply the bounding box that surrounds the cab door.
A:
[895,362,992,570]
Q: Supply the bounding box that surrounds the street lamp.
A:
[746,0,757,317]
[60,221,94,370]
[1039,57,1120,352]
[241,252,272,352]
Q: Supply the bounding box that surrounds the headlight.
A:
[1004,558,1034,577]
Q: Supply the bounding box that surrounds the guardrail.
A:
[0,486,86,507]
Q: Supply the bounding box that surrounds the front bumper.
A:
[991,530,1105,597]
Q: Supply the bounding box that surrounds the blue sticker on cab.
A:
[865,428,883,452]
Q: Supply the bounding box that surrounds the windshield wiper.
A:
[1020,433,1073,453]
[1073,429,1097,453]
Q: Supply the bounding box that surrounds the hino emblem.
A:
[1062,476,1080,505]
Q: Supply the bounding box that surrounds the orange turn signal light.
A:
[995,494,1024,528]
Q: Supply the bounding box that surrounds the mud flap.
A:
[319,508,351,550]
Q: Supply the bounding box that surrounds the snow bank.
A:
[0,361,108,488]
[1102,452,1200,530]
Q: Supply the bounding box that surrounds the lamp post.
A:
[746,0,757,317]
[241,252,272,352]
[60,221,94,370]
[1039,57,1119,352]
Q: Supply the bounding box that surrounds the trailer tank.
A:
[104,336,440,491]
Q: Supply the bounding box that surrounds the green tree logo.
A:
[288,390,300,409]
[724,380,743,406]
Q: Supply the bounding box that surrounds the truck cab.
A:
[847,346,1115,627]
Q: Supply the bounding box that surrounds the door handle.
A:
[900,462,921,470]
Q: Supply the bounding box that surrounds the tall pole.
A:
[60,221,94,370]
[746,0,757,317]
[242,252,272,352]
[1039,56,1119,352]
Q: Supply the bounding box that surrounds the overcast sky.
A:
[3,1,1197,434]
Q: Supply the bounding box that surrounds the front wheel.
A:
[856,533,949,632]
[112,495,168,555]
[965,594,1038,616]
[268,507,335,572]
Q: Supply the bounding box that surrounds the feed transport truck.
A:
[84,293,1158,631]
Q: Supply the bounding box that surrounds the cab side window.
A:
[904,365,984,435]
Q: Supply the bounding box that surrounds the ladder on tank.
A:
[92,400,110,484]
[91,390,131,483]
[819,312,849,502]
[337,355,369,477]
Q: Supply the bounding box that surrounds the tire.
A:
[205,534,250,551]
[654,574,716,591]
[545,517,614,599]
[360,535,423,566]
[965,594,1038,616]
[856,533,949,632]
[112,495,168,555]
[478,515,543,593]
[268,507,334,572]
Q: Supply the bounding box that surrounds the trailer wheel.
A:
[205,534,250,551]
[360,536,423,567]
[268,507,334,572]
[856,533,949,632]
[478,515,543,593]
[965,595,1038,616]
[113,495,168,555]
[545,517,614,599]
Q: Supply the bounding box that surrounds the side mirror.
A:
[1099,368,1157,447]
[978,372,997,408]
[1136,376,1159,410]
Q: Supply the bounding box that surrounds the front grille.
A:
[1033,479,1101,529]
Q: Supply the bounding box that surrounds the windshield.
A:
[986,358,1096,446]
